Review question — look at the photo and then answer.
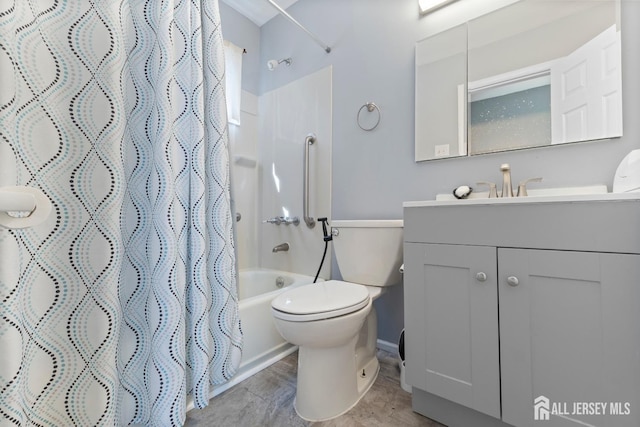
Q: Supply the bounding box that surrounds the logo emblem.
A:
[534,395,550,421]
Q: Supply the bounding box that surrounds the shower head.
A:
[267,58,292,71]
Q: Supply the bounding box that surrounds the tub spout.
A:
[272,242,290,253]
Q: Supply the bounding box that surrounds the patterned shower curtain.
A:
[0,1,242,426]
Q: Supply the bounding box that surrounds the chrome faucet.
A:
[264,216,300,226]
[272,242,290,253]
[264,217,283,225]
[500,163,513,198]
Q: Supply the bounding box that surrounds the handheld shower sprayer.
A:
[267,57,292,71]
[319,217,332,242]
[314,218,331,283]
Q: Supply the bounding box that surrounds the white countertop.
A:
[404,191,640,208]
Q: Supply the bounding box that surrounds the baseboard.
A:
[377,338,398,355]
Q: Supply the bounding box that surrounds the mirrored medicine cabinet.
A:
[415,0,622,162]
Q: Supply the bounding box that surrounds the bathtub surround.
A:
[219,5,333,281]
[222,8,333,279]
[0,1,241,425]
[229,91,261,270]
[259,67,333,279]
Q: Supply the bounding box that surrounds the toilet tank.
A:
[331,219,403,287]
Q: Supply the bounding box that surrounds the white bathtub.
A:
[208,269,318,399]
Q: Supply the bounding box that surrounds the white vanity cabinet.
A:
[403,195,640,427]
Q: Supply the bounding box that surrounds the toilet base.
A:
[292,308,380,422]
[294,342,379,422]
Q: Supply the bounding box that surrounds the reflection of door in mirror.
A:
[415,24,467,161]
[467,0,621,155]
[551,25,622,144]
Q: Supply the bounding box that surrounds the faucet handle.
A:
[263,217,282,225]
[476,181,498,198]
[286,216,300,226]
[517,177,543,197]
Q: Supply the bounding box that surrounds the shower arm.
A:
[303,133,316,229]
[266,0,331,54]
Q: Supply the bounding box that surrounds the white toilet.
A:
[270,219,403,421]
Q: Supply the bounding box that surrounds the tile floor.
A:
[184,349,445,427]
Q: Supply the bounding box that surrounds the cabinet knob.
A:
[507,276,520,287]
[475,272,487,282]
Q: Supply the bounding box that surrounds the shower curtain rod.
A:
[266,0,332,53]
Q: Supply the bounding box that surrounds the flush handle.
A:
[475,272,487,282]
[507,276,520,287]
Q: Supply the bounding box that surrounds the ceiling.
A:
[221,0,300,27]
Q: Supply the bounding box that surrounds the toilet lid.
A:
[271,280,370,321]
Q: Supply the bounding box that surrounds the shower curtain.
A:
[0,1,242,426]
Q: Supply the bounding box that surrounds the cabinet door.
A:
[405,243,500,418]
[499,248,640,427]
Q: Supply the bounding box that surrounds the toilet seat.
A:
[271,280,370,322]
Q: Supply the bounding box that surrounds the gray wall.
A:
[235,0,640,344]
[219,2,261,95]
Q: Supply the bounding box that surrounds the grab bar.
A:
[303,133,316,228]
[0,186,52,229]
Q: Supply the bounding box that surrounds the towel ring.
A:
[357,102,381,131]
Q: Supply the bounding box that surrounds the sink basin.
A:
[404,185,640,208]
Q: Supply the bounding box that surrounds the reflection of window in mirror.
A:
[467,61,553,155]
[469,76,551,155]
